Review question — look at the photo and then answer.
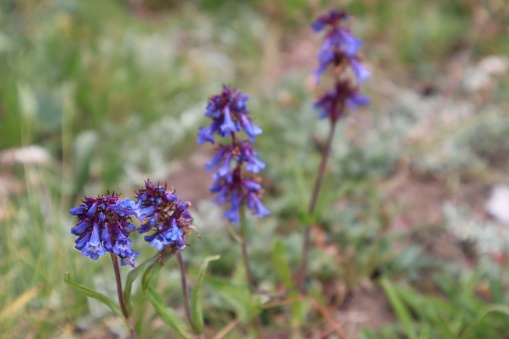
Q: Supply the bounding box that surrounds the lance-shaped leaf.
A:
[64,272,122,318]
[147,286,191,338]
[124,253,160,312]
[271,240,307,328]
[191,255,220,333]
[204,275,257,321]
[142,247,178,293]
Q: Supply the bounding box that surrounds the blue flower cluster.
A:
[197,85,262,144]
[70,180,194,266]
[198,85,270,223]
[135,180,192,251]
[70,194,140,267]
[312,9,370,121]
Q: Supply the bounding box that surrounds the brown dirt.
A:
[337,286,394,336]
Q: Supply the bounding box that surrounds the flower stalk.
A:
[177,252,197,333]
[296,9,370,292]
[197,85,269,336]
[296,120,337,292]
[111,253,138,339]
[239,206,255,292]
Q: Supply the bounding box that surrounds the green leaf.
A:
[395,284,457,337]
[147,286,191,338]
[142,260,162,294]
[480,305,509,321]
[191,255,220,333]
[64,272,122,318]
[271,240,308,328]
[142,248,178,293]
[292,164,311,224]
[124,253,159,312]
[203,275,255,320]
[271,240,294,291]
[380,278,417,339]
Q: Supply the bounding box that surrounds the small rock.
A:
[479,55,509,76]
[485,184,509,225]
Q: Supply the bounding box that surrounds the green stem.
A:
[177,252,198,333]
[110,253,138,339]
[240,208,255,292]
[239,207,262,337]
[296,120,338,293]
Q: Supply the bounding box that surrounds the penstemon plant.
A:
[295,9,370,292]
[68,193,141,338]
[66,181,205,338]
[197,85,270,334]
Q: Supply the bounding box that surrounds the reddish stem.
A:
[296,120,338,292]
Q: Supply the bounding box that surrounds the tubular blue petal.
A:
[69,205,86,216]
[247,193,271,218]
[87,202,98,217]
[148,234,169,251]
[217,153,233,177]
[197,125,216,144]
[81,222,106,259]
[350,59,370,84]
[242,180,262,191]
[205,147,227,172]
[71,221,90,235]
[346,92,370,109]
[224,206,241,223]
[338,30,362,56]
[101,226,113,252]
[220,106,237,136]
[75,233,91,250]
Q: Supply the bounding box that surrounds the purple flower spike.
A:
[135,180,193,251]
[197,85,261,144]
[209,170,270,222]
[238,141,265,173]
[311,9,349,32]
[314,79,369,122]
[69,193,140,267]
[198,86,270,223]
[346,91,370,109]
[313,9,369,86]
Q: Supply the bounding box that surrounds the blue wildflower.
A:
[313,9,369,85]
[247,192,271,218]
[199,86,270,223]
[206,141,265,176]
[197,85,262,144]
[209,169,270,223]
[311,9,349,33]
[314,79,370,121]
[350,59,370,84]
[135,180,193,251]
[70,194,140,267]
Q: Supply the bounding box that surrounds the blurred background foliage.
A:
[1,0,509,337]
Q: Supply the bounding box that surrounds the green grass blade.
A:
[147,286,191,338]
[64,272,122,318]
[190,255,220,333]
[380,278,417,339]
